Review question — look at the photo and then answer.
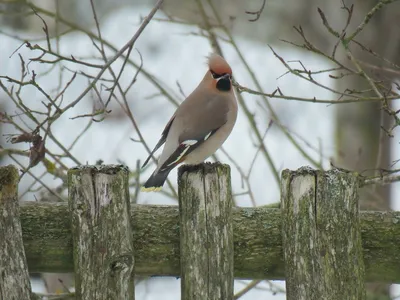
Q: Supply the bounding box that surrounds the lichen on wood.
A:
[0,165,34,300]
[178,162,234,300]
[68,164,135,300]
[19,202,400,282]
[281,167,366,300]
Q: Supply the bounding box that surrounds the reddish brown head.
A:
[207,53,232,76]
[205,54,233,92]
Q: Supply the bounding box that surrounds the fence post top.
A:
[281,166,359,179]
[68,164,129,175]
[178,162,230,177]
[0,165,19,186]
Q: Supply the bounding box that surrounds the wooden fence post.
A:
[0,165,34,300]
[281,167,366,300]
[68,165,135,300]
[178,163,234,300]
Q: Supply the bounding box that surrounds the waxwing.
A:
[141,53,238,191]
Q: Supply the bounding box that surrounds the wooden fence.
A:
[0,163,399,300]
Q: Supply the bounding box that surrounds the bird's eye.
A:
[211,71,223,79]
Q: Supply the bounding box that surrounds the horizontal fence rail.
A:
[2,163,400,300]
[20,201,400,282]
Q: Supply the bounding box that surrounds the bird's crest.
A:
[207,53,232,75]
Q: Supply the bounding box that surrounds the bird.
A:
[141,53,238,192]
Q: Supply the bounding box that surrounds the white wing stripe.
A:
[204,131,212,141]
[166,146,190,167]
[163,135,210,169]
[182,139,198,146]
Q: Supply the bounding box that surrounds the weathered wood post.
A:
[178,163,234,300]
[281,167,366,300]
[0,165,34,300]
[68,165,135,300]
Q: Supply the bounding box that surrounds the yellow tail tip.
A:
[141,186,162,192]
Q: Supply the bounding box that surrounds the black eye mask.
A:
[211,70,224,79]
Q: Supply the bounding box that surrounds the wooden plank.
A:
[68,165,134,300]
[0,165,34,300]
[178,163,234,300]
[281,167,366,299]
[20,202,400,282]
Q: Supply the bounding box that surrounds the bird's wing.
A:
[158,94,230,172]
[158,127,220,172]
[141,115,175,168]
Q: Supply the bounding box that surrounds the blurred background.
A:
[1,0,399,299]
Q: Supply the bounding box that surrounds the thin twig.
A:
[246,0,266,22]
[29,0,165,132]
[234,280,263,299]
[345,0,397,42]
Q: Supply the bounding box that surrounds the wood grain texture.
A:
[178,163,234,300]
[68,165,134,300]
[281,167,366,300]
[0,165,34,300]
[19,202,400,282]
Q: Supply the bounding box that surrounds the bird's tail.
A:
[141,169,171,192]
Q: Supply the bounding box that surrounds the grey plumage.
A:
[142,54,237,192]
